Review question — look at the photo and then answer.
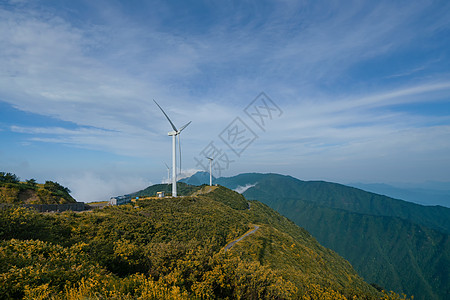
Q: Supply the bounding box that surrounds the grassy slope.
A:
[0,185,387,299]
[232,200,378,298]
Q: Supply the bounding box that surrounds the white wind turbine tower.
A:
[164,162,170,185]
[206,157,214,186]
[154,100,191,197]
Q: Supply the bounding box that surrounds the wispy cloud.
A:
[0,0,450,191]
[10,124,161,157]
[234,183,257,194]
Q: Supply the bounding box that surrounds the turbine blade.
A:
[178,121,191,133]
[153,99,178,132]
[164,162,170,169]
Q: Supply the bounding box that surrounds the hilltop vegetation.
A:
[0,185,407,299]
[192,172,449,300]
[130,182,202,198]
[0,172,75,204]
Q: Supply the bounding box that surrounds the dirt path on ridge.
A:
[224,225,260,252]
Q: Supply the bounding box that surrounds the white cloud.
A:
[10,125,160,157]
[63,172,150,203]
[234,183,257,194]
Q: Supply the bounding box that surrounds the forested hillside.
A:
[0,185,407,299]
[182,172,450,299]
[215,173,449,300]
[251,196,450,300]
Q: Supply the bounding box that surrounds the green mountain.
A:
[0,172,76,204]
[1,184,405,299]
[182,171,214,186]
[241,174,450,234]
[183,172,450,300]
[130,181,203,198]
[271,199,449,300]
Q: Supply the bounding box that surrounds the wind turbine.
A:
[154,100,191,197]
[164,162,170,185]
[206,157,214,186]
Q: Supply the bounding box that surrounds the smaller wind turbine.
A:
[154,99,191,197]
[206,157,214,186]
[164,162,170,185]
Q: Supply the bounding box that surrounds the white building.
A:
[109,195,132,206]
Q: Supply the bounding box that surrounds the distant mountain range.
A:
[183,172,450,208]
[348,182,450,208]
[181,172,450,300]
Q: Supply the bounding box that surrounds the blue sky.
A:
[1,0,450,202]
